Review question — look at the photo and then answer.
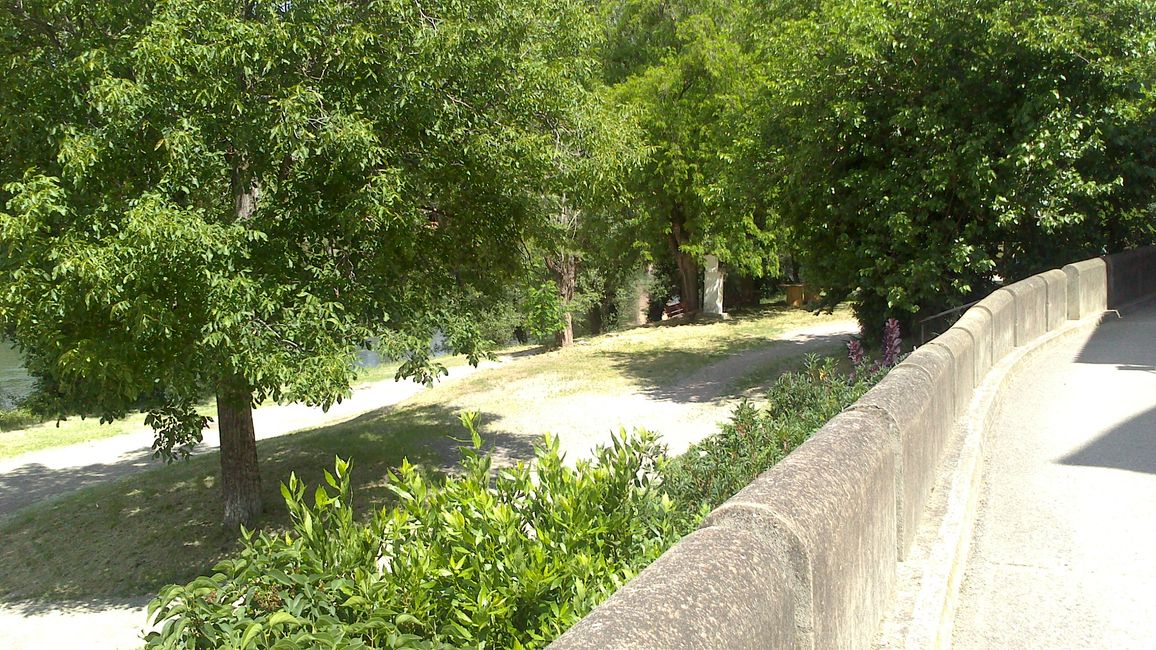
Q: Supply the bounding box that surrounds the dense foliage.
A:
[147,352,885,648]
[146,415,682,649]
[604,0,781,310]
[747,0,1156,331]
[0,0,616,525]
[662,354,888,525]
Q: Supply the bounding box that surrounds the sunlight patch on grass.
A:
[0,415,146,459]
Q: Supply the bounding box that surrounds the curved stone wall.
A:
[550,246,1156,650]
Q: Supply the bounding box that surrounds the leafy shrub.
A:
[146,413,681,649]
[660,355,885,517]
[522,282,566,342]
[0,406,41,432]
[148,343,894,648]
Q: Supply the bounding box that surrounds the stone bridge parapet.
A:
[550,246,1156,649]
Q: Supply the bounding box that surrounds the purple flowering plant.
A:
[848,318,903,380]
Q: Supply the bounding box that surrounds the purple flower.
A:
[847,338,866,366]
[881,318,902,368]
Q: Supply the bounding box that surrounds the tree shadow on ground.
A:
[0,595,152,617]
[598,330,853,404]
[0,403,530,608]
[0,446,159,517]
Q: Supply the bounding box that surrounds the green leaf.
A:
[239,622,264,648]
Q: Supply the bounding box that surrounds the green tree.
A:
[605,0,780,311]
[0,0,610,527]
[752,0,1156,333]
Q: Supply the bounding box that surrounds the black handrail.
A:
[916,300,980,345]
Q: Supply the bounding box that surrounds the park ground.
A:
[0,304,857,649]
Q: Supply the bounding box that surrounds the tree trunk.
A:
[220,158,262,530]
[217,376,262,529]
[547,251,577,347]
[555,312,574,347]
[588,301,604,336]
[668,204,700,311]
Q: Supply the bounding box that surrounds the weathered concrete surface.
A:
[704,410,896,649]
[1063,258,1107,319]
[928,328,975,420]
[975,290,1015,364]
[1040,269,1068,332]
[952,300,1156,648]
[550,526,796,649]
[851,360,951,561]
[952,309,992,386]
[702,254,725,316]
[1003,275,1047,346]
[874,314,1107,650]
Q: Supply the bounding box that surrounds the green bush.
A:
[0,406,41,432]
[146,413,681,649]
[660,355,884,518]
[147,356,886,649]
[522,282,566,343]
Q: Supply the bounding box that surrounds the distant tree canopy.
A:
[0,0,615,527]
[603,0,781,311]
[747,0,1156,332]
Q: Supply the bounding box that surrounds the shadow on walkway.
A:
[0,449,158,517]
[1073,303,1156,371]
[1059,301,1156,475]
[1059,404,1156,476]
[0,404,531,604]
[0,595,150,617]
[600,329,855,404]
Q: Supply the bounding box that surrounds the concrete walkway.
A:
[952,301,1156,648]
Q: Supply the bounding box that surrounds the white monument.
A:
[703,254,725,316]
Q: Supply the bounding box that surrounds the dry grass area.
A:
[0,303,855,604]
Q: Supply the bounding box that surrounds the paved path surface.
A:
[952,301,1156,648]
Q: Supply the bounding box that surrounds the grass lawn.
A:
[0,349,506,460]
[0,412,147,458]
[0,303,854,603]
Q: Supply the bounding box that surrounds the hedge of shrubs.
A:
[146,354,888,649]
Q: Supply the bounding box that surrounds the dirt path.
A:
[0,319,858,649]
[492,320,859,463]
[0,357,512,517]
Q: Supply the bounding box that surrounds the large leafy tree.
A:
[0,0,608,527]
[604,0,780,311]
[752,0,1156,333]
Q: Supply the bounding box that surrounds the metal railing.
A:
[916,300,980,346]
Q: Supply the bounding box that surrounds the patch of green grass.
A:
[0,413,146,459]
[349,343,538,386]
[0,403,480,601]
[429,304,854,411]
[0,346,539,461]
[0,404,217,460]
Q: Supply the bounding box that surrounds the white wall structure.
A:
[703,255,725,315]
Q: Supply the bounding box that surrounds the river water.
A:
[0,331,453,409]
[0,343,33,408]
